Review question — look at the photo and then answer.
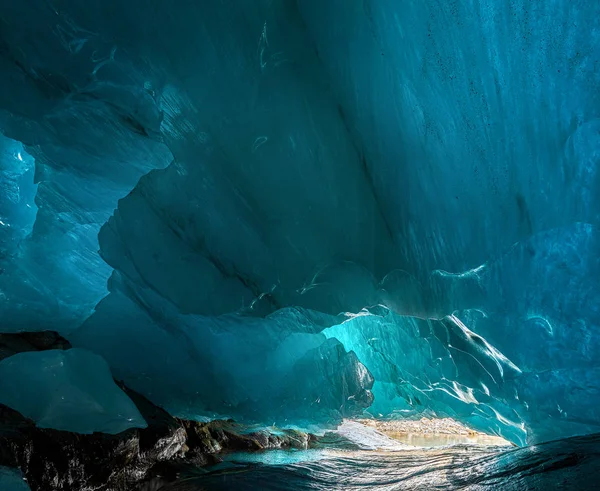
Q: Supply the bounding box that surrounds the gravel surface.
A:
[353,417,488,436]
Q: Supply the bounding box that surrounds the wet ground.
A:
[157,421,600,490]
[353,417,510,447]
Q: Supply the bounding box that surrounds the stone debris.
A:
[353,417,486,436]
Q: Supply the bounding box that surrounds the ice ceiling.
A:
[1,0,599,446]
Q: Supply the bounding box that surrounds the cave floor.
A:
[164,429,599,490]
[351,418,512,447]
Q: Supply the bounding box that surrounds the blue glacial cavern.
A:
[1,1,600,490]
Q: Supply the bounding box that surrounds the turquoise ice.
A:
[0,0,599,445]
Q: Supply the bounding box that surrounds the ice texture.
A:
[71,293,374,427]
[0,467,30,491]
[0,0,599,444]
[0,349,147,434]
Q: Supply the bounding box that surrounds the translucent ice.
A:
[72,291,373,428]
[0,0,600,446]
[0,349,147,434]
[0,467,30,491]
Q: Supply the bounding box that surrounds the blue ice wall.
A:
[298,0,600,278]
[0,0,173,332]
[0,0,599,444]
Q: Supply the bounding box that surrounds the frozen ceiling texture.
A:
[1,0,599,446]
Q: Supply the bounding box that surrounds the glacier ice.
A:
[71,290,374,427]
[0,348,147,434]
[0,0,599,445]
[0,467,30,491]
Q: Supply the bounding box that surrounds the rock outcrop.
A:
[0,332,313,491]
[0,390,313,491]
[0,331,72,361]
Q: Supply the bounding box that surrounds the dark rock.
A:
[118,383,187,462]
[0,385,188,490]
[282,428,310,449]
[0,331,315,490]
[0,331,72,362]
[1,403,142,490]
[1,395,315,490]
[19,331,71,351]
[179,419,311,453]
[178,419,224,454]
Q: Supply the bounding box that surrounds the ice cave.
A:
[1,0,600,489]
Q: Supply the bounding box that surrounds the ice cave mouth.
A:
[1,2,600,483]
[340,418,512,449]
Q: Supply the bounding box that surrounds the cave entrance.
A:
[346,417,512,448]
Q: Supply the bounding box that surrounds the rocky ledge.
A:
[0,332,314,491]
[0,389,313,491]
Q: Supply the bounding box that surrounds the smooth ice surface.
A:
[72,297,374,427]
[0,349,147,434]
[0,467,31,491]
[0,0,599,444]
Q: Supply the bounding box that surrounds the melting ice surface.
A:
[0,0,599,463]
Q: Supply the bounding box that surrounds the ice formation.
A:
[0,0,599,445]
[0,349,147,434]
[0,467,30,491]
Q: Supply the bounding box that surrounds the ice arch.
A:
[0,0,599,444]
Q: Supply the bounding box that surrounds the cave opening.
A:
[1,0,600,490]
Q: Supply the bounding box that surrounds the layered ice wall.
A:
[0,0,599,444]
[0,1,173,332]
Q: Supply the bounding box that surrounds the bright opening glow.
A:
[350,418,511,448]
